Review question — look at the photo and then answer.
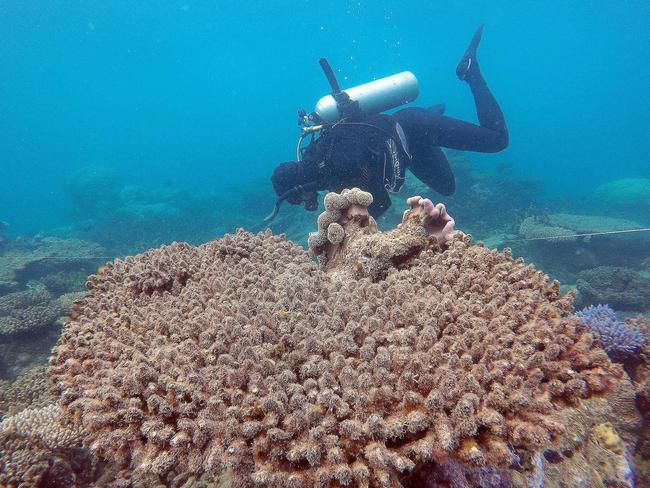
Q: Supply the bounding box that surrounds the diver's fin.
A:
[427,103,446,115]
[456,23,484,81]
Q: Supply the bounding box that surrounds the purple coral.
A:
[575,304,646,360]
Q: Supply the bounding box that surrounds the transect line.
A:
[3,228,650,258]
[522,227,650,241]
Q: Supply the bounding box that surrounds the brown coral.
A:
[50,193,624,487]
[0,364,53,417]
[0,403,92,487]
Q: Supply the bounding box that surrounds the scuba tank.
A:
[312,71,419,124]
[299,58,420,127]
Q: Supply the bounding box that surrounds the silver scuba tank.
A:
[312,71,419,123]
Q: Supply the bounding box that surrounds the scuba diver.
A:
[267,24,508,221]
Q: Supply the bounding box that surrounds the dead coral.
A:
[50,195,624,487]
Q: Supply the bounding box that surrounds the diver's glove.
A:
[456,23,484,82]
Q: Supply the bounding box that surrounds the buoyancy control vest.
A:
[302,113,411,194]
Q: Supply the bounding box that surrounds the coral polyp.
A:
[49,191,624,487]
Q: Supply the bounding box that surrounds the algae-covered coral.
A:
[48,190,628,487]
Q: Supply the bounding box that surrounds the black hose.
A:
[262,181,320,223]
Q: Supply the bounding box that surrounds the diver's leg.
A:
[458,25,508,147]
[407,145,456,196]
[455,24,508,150]
[394,107,505,153]
[394,25,508,153]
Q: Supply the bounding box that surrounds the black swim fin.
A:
[427,103,446,115]
[456,23,484,81]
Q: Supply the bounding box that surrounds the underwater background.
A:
[1,1,650,487]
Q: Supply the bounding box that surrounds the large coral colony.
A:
[1,189,647,487]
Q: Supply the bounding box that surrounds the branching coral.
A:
[575,304,646,362]
[0,288,65,337]
[0,364,53,418]
[50,192,624,487]
[0,403,90,487]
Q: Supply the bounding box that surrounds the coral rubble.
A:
[49,190,627,487]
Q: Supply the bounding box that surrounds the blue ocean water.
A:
[1,1,649,236]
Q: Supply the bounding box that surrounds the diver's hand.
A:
[403,196,460,246]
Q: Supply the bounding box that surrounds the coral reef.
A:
[0,290,83,381]
[64,168,224,256]
[50,190,625,487]
[65,165,123,219]
[0,403,96,487]
[1,404,84,449]
[0,237,103,295]
[575,304,646,362]
[0,288,65,337]
[576,266,650,311]
[509,381,641,488]
[0,326,63,381]
[39,269,89,296]
[404,381,642,488]
[518,213,644,243]
[622,315,650,486]
[512,213,650,286]
[0,364,53,418]
[308,188,379,268]
[593,177,650,216]
[0,221,7,249]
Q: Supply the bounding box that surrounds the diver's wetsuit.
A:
[299,67,508,217]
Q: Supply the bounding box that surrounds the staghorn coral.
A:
[575,304,646,362]
[50,192,625,487]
